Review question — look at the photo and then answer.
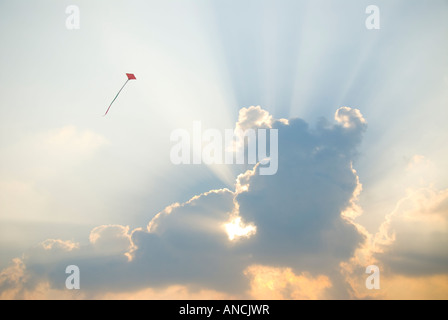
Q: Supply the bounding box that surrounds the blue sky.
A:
[0,0,447,299]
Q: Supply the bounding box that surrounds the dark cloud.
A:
[1,106,369,298]
[118,106,366,293]
[235,109,367,273]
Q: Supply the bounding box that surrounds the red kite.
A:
[104,73,137,116]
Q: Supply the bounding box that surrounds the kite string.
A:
[104,79,130,116]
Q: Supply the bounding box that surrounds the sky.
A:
[0,0,447,299]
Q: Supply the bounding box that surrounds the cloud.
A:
[235,106,274,130]
[131,188,245,293]
[375,187,448,276]
[128,106,367,294]
[244,265,332,300]
[234,108,367,273]
[0,257,85,300]
[340,158,448,299]
[377,274,448,300]
[89,225,135,259]
[0,258,27,299]
[100,285,237,300]
[41,239,79,252]
[334,107,366,130]
[0,106,369,299]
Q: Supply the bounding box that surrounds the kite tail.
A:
[104,79,129,116]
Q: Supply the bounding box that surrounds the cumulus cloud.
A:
[340,157,448,299]
[234,112,367,274]
[334,107,366,130]
[131,188,245,293]
[0,106,372,299]
[235,106,274,131]
[89,225,135,259]
[375,187,448,276]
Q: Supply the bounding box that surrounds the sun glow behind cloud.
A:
[224,217,256,241]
